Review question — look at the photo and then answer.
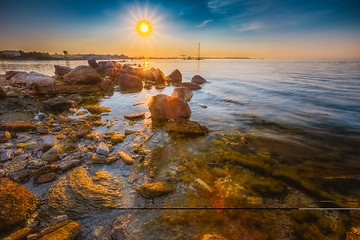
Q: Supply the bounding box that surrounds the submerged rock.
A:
[148,94,191,120]
[136,182,175,198]
[63,65,103,85]
[191,75,207,84]
[47,167,124,218]
[189,178,213,194]
[111,134,126,145]
[85,105,111,114]
[117,74,143,93]
[0,121,39,132]
[171,87,193,101]
[167,69,182,85]
[165,118,209,136]
[0,178,37,231]
[42,94,83,111]
[30,219,81,240]
[180,82,202,90]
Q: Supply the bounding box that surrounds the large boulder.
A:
[165,118,209,136]
[88,58,117,75]
[47,167,124,218]
[171,87,193,101]
[167,69,182,85]
[63,66,103,85]
[42,94,83,111]
[117,74,143,93]
[148,94,191,120]
[0,178,37,231]
[11,72,56,88]
[191,75,207,84]
[180,82,201,90]
[54,65,72,79]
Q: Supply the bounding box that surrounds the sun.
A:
[136,19,152,37]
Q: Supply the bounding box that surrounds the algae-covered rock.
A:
[33,220,81,240]
[47,167,124,218]
[201,234,227,240]
[0,178,37,231]
[4,227,34,240]
[0,121,38,132]
[84,105,111,114]
[165,118,209,136]
[111,134,125,145]
[136,182,175,198]
[118,151,134,165]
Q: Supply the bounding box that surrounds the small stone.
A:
[93,121,107,127]
[17,134,32,143]
[36,125,50,134]
[28,159,47,169]
[91,153,107,164]
[23,140,39,150]
[59,156,82,172]
[0,131,11,143]
[35,172,56,185]
[136,182,175,198]
[111,134,125,145]
[1,149,14,162]
[124,113,145,121]
[76,110,87,116]
[9,169,29,183]
[106,156,118,165]
[42,135,57,152]
[12,153,31,162]
[41,145,61,162]
[118,152,134,165]
[85,105,111,114]
[96,142,110,157]
[124,130,135,136]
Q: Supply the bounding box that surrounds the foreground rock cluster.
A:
[0,58,210,239]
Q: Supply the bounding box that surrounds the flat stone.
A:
[9,169,29,183]
[42,94,83,111]
[96,142,110,157]
[17,134,32,143]
[85,105,111,114]
[33,220,81,240]
[124,113,145,121]
[35,172,57,185]
[0,121,38,132]
[118,152,134,165]
[12,153,31,162]
[60,156,82,172]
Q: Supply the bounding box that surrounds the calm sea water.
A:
[2,59,359,137]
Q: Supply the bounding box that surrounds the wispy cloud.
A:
[208,0,241,14]
[196,19,213,28]
[234,22,265,32]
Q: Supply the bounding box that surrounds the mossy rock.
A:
[111,134,125,145]
[84,105,111,114]
[0,178,38,231]
[136,182,175,198]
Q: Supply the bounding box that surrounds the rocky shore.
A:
[0,59,359,240]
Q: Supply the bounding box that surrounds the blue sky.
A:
[1,0,360,58]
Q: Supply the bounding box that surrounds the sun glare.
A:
[136,19,152,37]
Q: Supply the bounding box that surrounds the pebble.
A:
[96,142,110,157]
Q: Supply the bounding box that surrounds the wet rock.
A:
[0,131,11,143]
[191,75,207,84]
[171,87,193,101]
[165,118,209,136]
[31,164,60,181]
[148,94,191,120]
[201,234,227,240]
[0,86,6,99]
[35,172,57,185]
[17,134,32,143]
[96,142,110,157]
[118,152,135,165]
[4,227,34,240]
[36,126,50,134]
[88,58,99,69]
[11,71,55,88]
[91,153,107,164]
[111,134,126,145]
[33,84,101,95]
[124,112,145,121]
[180,82,202,90]
[12,153,31,162]
[28,159,47,169]
[124,130,135,136]
[167,69,182,84]
[190,178,213,194]
[31,219,81,240]
[42,135,57,152]
[41,146,61,162]
[98,78,114,92]
[85,105,111,114]
[136,182,175,198]
[5,71,24,80]
[47,167,123,218]
[0,178,37,231]
[72,120,92,138]
[54,65,72,78]
[63,65,103,85]
[42,94,83,111]
[1,149,14,162]
[0,121,38,132]
[60,156,82,172]
[117,74,143,93]
[9,169,29,183]
[48,215,68,227]
[97,60,117,75]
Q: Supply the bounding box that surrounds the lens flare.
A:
[136,19,152,37]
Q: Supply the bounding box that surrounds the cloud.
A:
[196,19,213,28]
[208,0,241,13]
[233,22,265,32]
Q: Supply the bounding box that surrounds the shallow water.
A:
[2,59,360,239]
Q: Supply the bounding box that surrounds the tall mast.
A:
[197,42,200,60]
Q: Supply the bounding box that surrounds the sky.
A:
[0,0,360,59]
